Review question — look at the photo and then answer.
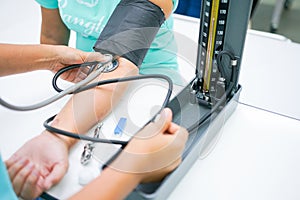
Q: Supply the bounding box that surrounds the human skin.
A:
[0,43,103,79]
[6,1,189,199]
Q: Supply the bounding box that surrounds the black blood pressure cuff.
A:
[93,0,165,67]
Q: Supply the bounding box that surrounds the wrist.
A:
[107,148,149,177]
[71,164,142,199]
[28,44,58,71]
[43,45,65,71]
[101,166,142,194]
[42,130,75,150]
[104,166,142,183]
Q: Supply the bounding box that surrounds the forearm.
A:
[40,7,70,45]
[44,0,170,146]
[70,167,141,200]
[47,58,138,148]
[0,44,60,76]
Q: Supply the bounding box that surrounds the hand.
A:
[5,131,69,200]
[48,45,107,83]
[109,108,189,183]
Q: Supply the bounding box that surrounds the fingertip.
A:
[162,107,172,118]
[160,108,172,122]
[43,163,68,190]
[43,175,55,191]
[36,175,47,191]
[86,52,108,62]
[154,110,165,123]
[43,180,52,191]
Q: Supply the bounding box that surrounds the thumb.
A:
[43,163,68,190]
[153,108,173,133]
[135,108,173,139]
[84,52,110,62]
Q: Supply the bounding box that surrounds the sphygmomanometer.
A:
[0,0,171,147]
[1,0,252,199]
[93,0,165,67]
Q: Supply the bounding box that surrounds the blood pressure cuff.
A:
[93,0,165,67]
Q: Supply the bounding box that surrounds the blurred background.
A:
[251,0,300,43]
[1,0,299,43]
[175,0,300,43]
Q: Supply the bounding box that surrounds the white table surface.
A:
[1,2,300,200]
[169,103,300,200]
[170,15,300,200]
[239,30,300,120]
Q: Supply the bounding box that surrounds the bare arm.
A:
[6,1,179,199]
[39,0,173,47]
[46,57,138,148]
[0,44,87,76]
[46,0,174,148]
[149,0,174,18]
[70,108,188,200]
[70,166,141,200]
[40,7,70,45]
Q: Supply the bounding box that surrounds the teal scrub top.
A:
[0,154,18,200]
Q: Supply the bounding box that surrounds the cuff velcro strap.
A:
[93,0,165,67]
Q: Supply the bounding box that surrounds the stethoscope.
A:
[0,51,238,148]
[0,54,173,147]
[0,54,117,111]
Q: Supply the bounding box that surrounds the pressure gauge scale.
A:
[195,0,231,105]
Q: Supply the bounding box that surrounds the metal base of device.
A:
[126,80,241,200]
